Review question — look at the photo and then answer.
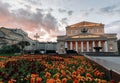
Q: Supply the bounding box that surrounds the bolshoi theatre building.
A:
[57,21,118,54]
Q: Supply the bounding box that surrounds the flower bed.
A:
[0,55,113,83]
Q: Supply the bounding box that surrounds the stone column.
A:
[92,41,95,52]
[98,41,101,52]
[70,41,73,50]
[81,41,83,52]
[98,41,101,47]
[87,41,89,52]
[104,41,108,52]
[75,41,78,52]
[65,42,67,48]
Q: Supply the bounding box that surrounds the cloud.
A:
[58,8,74,16]
[61,17,68,25]
[105,20,120,39]
[100,5,116,13]
[58,8,67,13]
[36,8,54,13]
[75,8,94,20]
[99,5,120,16]
[0,1,63,42]
[79,8,94,17]
[0,1,11,16]
[25,0,42,6]
[68,10,73,16]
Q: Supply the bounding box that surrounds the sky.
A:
[0,0,120,42]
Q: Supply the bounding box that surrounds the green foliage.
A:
[0,44,20,54]
[18,41,30,49]
[17,41,30,54]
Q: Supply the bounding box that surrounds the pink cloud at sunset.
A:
[0,0,120,42]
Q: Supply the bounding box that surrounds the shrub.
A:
[0,45,20,54]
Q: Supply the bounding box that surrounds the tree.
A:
[0,44,20,54]
[18,41,30,54]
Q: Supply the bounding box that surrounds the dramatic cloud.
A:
[0,1,63,42]
[105,20,120,39]
[100,5,116,13]
[0,0,120,41]
[68,10,73,16]
[61,18,68,25]
[25,0,42,6]
[0,1,11,17]
[79,8,94,17]
[58,8,74,16]
[99,5,120,16]
[58,8,67,13]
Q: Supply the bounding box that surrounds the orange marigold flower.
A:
[72,71,77,76]
[62,78,67,83]
[46,78,55,83]
[55,79,61,83]
[45,72,51,78]
[8,81,13,83]
[31,74,39,78]
[53,73,60,79]
[94,70,99,76]
[36,77,42,83]
[77,75,81,79]
[8,79,16,83]
[30,77,35,83]
[85,77,92,82]
[101,80,107,83]
[99,72,104,77]
[73,79,79,83]
[62,72,66,77]
[86,73,91,77]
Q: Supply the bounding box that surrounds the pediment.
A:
[68,21,104,28]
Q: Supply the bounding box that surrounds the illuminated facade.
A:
[57,21,118,54]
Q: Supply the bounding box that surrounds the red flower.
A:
[86,73,91,77]
[45,72,51,78]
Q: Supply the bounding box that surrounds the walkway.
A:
[84,55,120,74]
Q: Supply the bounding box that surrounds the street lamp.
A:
[34,33,39,50]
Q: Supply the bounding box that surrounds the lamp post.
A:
[34,33,39,50]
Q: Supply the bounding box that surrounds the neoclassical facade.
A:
[57,21,118,54]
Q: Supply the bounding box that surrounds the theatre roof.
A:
[66,21,104,28]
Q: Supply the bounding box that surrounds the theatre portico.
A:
[57,21,118,54]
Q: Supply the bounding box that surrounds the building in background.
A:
[0,27,57,53]
[39,42,57,50]
[0,27,35,51]
[57,21,118,54]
